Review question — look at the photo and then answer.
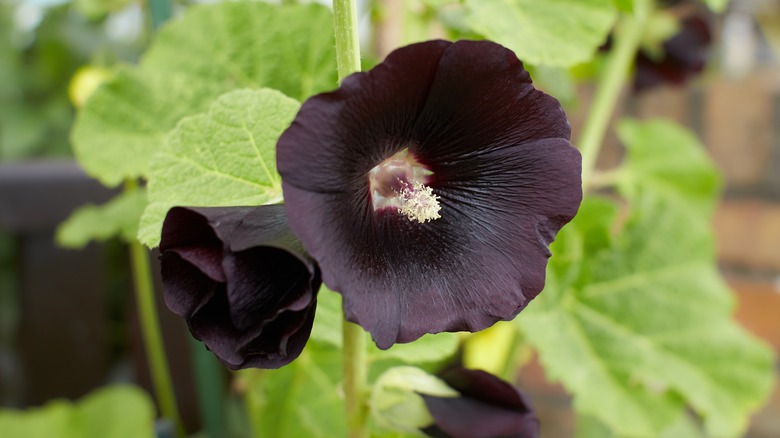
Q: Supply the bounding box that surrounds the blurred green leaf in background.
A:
[0,385,155,438]
[0,0,141,161]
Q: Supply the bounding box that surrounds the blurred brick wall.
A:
[707,68,780,438]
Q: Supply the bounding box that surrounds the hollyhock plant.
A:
[277,39,582,349]
[421,367,539,438]
[159,204,320,369]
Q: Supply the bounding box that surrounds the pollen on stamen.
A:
[398,181,441,223]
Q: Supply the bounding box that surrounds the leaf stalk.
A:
[126,180,185,438]
[577,0,652,186]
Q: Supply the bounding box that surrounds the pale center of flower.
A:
[368,148,441,223]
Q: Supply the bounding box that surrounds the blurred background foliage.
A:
[0,0,143,160]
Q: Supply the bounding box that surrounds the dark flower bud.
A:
[278,39,582,349]
[634,15,712,92]
[371,366,539,438]
[159,204,320,369]
[421,367,539,438]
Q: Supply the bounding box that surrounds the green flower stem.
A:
[126,181,184,438]
[343,320,370,438]
[588,167,626,190]
[499,328,523,382]
[333,1,369,437]
[334,0,362,80]
[577,0,652,186]
[239,369,266,438]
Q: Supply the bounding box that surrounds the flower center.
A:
[368,148,441,223]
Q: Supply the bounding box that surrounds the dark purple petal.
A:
[159,205,321,369]
[278,40,451,193]
[421,368,539,438]
[436,367,532,411]
[278,39,582,349]
[161,207,238,282]
[634,15,712,92]
[223,247,313,331]
[160,251,220,320]
[187,282,317,369]
[413,40,570,159]
[160,206,247,251]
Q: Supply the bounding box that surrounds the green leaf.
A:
[74,386,156,438]
[0,385,155,438]
[371,366,454,435]
[73,0,134,20]
[421,0,460,9]
[615,118,722,217]
[245,342,346,438]
[611,0,633,13]
[702,0,728,13]
[519,195,776,437]
[640,11,681,60]
[462,0,617,67]
[56,189,147,248]
[138,88,299,247]
[72,2,337,187]
[369,333,459,365]
[526,64,577,107]
[576,411,704,438]
[0,401,74,438]
[72,69,188,187]
[310,286,344,348]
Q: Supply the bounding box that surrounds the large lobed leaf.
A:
[463,0,617,67]
[520,195,775,435]
[522,194,774,436]
[71,2,337,187]
[138,88,299,247]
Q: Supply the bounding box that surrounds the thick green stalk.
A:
[126,182,184,438]
[332,1,369,437]
[334,0,362,80]
[577,0,652,186]
[343,321,369,438]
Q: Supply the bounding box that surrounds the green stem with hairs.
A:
[334,0,362,80]
[343,320,369,438]
[332,1,369,437]
[125,181,184,438]
[577,0,652,186]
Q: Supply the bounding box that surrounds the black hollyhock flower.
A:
[159,204,320,369]
[277,40,582,349]
[421,367,539,438]
[634,15,712,92]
